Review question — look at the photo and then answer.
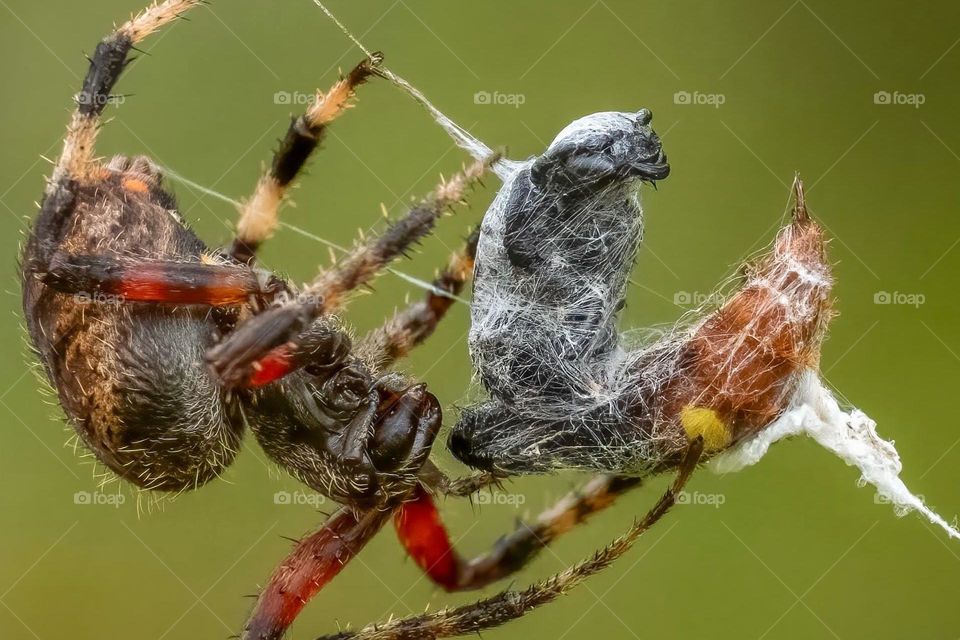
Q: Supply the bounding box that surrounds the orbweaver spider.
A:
[22,2,957,640]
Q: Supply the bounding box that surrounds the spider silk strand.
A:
[154,166,468,305]
[313,0,523,182]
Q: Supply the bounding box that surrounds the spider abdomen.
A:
[22,157,244,491]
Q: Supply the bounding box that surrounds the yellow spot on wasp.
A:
[680,406,731,452]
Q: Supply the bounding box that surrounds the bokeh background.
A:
[1,1,958,638]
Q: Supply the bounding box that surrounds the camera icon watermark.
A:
[873,290,925,308]
[73,490,126,508]
[673,90,726,108]
[873,90,925,108]
[473,91,526,108]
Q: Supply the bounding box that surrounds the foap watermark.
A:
[676,491,725,508]
[474,490,526,508]
[273,90,318,106]
[74,291,125,306]
[76,92,126,109]
[73,490,126,508]
[274,490,326,508]
[875,492,924,506]
[473,91,526,108]
[674,290,724,308]
[873,291,925,308]
[673,90,725,108]
[873,90,925,108]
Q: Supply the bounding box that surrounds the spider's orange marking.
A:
[394,484,460,591]
[121,177,150,193]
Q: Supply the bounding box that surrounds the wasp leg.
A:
[317,439,704,640]
[230,55,382,264]
[209,158,493,387]
[360,228,479,372]
[394,473,642,592]
[39,253,283,306]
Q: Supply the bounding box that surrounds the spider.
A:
[20,2,850,640]
[19,2,701,639]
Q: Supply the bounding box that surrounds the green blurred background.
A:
[1,1,958,638]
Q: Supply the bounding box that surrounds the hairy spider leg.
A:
[315,439,703,640]
[207,157,494,387]
[231,55,382,264]
[241,227,480,388]
[27,0,204,273]
[239,468,655,640]
[307,158,491,314]
[239,447,654,636]
[393,473,643,592]
[243,506,394,640]
[359,228,479,372]
[40,253,284,306]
